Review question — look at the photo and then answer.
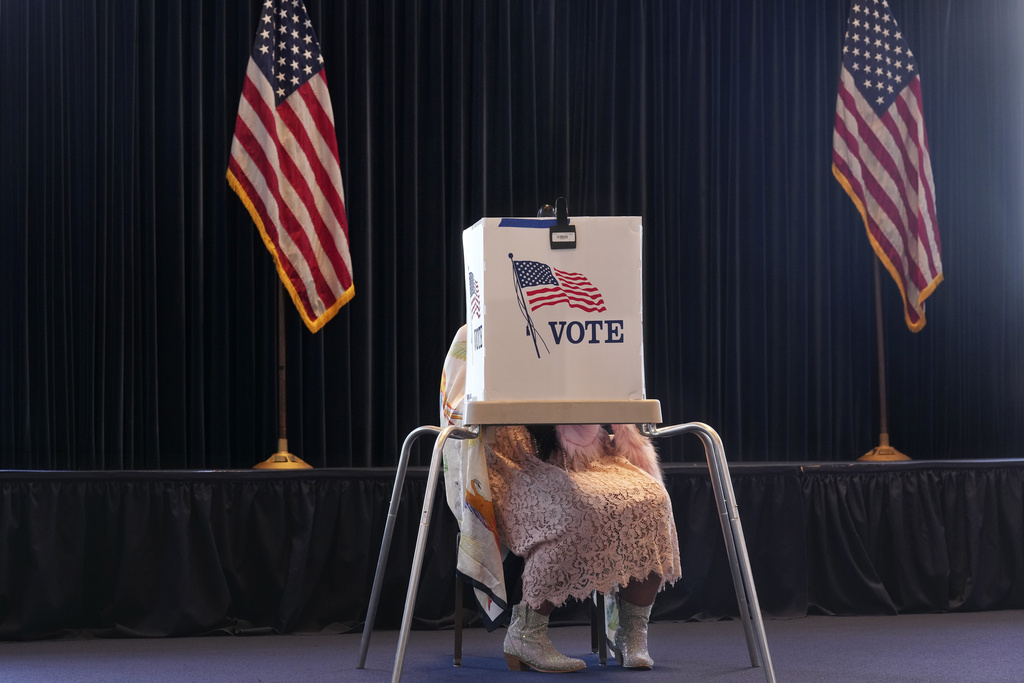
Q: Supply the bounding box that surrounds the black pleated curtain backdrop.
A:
[2,0,1024,470]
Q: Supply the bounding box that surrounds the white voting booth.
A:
[357,215,775,683]
[461,216,661,424]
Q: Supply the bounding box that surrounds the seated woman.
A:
[441,326,681,673]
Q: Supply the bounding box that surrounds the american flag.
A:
[832,0,942,332]
[468,272,481,319]
[227,0,353,333]
[511,259,607,313]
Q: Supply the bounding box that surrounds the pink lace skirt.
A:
[486,426,682,609]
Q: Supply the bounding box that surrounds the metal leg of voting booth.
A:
[356,424,479,683]
[357,425,440,670]
[642,422,776,683]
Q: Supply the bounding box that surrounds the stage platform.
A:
[1,460,1022,640]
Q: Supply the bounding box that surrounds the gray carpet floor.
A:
[2,610,1023,682]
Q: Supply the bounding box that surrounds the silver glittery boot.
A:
[614,600,654,669]
[503,603,586,673]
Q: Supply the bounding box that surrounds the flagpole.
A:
[254,282,312,470]
[860,258,910,462]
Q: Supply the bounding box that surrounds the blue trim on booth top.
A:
[497,218,557,228]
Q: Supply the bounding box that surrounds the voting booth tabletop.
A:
[1,460,1023,641]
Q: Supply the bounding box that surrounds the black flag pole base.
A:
[859,432,911,462]
[254,439,313,470]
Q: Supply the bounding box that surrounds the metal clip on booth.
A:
[358,211,774,682]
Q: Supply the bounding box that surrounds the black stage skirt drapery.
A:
[1,462,1022,640]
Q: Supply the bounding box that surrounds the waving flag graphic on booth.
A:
[509,254,608,358]
[510,258,607,313]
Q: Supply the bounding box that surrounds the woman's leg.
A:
[618,571,661,607]
[535,600,556,616]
